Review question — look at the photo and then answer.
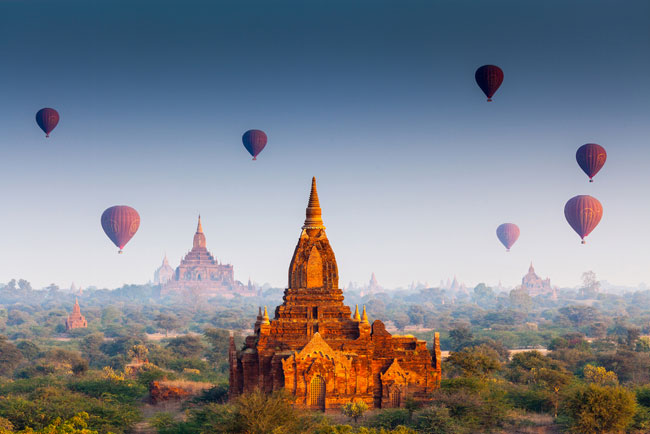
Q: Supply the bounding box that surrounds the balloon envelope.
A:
[101,206,140,253]
[35,108,60,137]
[496,223,520,251]
[242,129,267,160]
[475,65,504,101]
[564,195,603,244]
[576,143,607,182]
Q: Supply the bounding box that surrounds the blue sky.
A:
[0,0,648,290]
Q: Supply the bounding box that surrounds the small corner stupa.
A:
[229,177,441,410]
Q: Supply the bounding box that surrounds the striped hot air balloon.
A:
[496,223,520,252]
[242,129,267,160]
[475,65,504,102]
[564,195,603,244]
[101,206,140,253]
[576,143,607,182]
[35,108,60,137]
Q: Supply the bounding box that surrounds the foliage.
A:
[583,364,618,386]
[562,383,636,434]
[342,401,369,423]
[14,412,97,434]
[446,345,501,379]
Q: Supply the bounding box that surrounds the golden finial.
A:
[197,215,203,233]
[353,304,361,321]
[262,306,270,325]
[302,177,326,230]
[361,305,369,324]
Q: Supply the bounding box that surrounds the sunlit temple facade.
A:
[229,178,441,410]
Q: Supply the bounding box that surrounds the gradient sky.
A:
[0,0,648,290]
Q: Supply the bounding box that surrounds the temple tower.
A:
[229,178,441,410]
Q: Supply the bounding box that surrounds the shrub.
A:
[562,384,636,434]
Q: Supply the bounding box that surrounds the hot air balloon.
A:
[576,143,607,182]
[35,108,60,137]
[101,206,140,253]
[475,65,504,102]
[242,129,267,160]
[496,223,520,252]
[564,195,603,244]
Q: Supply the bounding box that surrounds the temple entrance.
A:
[309,375,326,410]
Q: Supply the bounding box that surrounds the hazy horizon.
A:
[1,0,649,290]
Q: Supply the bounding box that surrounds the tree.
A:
[155,314,180,336]
[583,364,618,386]
[448,325,473,351]
[0,335,23,376]
[166,335,205,359]
[446,345,501,379]
[407,305,426,325]
[128,344,149,363]
[341,400,369,423]
[509,287,531,310]
[507,351,571,417]
[563,384,636,434]
[580,271,601,298]
[17,279,32,292]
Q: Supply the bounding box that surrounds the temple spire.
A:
[361,305,369,324]
[529,262,534,273]
[302,177,326,230]
[262,306,270,325]
[353,305,361,321]
[193,215,207,249]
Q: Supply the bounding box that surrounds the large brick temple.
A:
[161,216,255,298]
[229,177,441,410]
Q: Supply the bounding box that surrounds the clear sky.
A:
[0,0,648,290]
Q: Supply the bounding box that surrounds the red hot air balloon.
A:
[564,195,603,244]
[475,65,504,102]
[576,143,607,182]
[242,129,267,160]
[101,206,140,253]
[496,223,520,252]
[35,108,60,138]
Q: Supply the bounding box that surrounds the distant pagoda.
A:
[65,298,87,331]
[161,216,254,298]
[522,262,558,300]
[229,178,441,410]
[154,254,174,285]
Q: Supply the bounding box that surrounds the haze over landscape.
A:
[1,0,649,290]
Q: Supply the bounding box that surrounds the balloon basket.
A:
[581,240,586,245]
[45,134,50,138]
[118,250,123,254]
[252,157,257,161]
[506,249,510,252]
[589,179,593,183]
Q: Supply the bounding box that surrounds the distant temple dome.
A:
[229,177,441,410]
[160,216,254,298]
[65,298,87,331]
[154,254,175,285]
[522,262,558,299]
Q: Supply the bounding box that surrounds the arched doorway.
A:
[390,389,401,408]
[309,375,326,410]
